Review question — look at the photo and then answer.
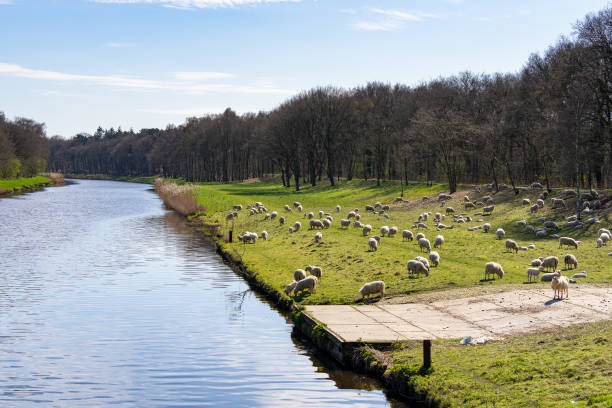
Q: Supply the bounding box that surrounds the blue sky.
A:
[0,0,608,137]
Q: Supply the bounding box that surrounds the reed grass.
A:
[154,178,203,216]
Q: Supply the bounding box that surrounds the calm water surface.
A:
[0,180,406,407]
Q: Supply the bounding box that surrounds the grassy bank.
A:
[191,179,611,305]
[64,174,160,184]
[0,176,51,194]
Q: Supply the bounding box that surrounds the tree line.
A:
[0,113,48,178]
[8,7,612,192]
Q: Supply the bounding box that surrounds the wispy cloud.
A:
[0,0,14,4]
[171,71,234,80]
[91,0,300,9]
[105,42,136,48]
[0,62,294,95]
[352,8,439,32]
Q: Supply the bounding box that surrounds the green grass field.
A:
[0,176,51,194]
[193,179,611,305]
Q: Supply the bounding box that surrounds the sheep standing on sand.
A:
[483,223,490,233]
[407,259,429,276]
[294,269,307,281]
[552,274,569,299]
[418,238,431,253]
[433,235,445,249]
[359,281,385,299]
[559,237,579,249]
[262,231,268,241]
[362,224,372,236]
[564,254,578,270]
[429,251,440,267]
[293,221,302,232]
[368,237,379,252]
[485,262,504,280]
[285,281,297,295]
[496,228,505,240]
[305,265,322,278]
[340,219,350,228]
[541,256,559,272]
[314,232,323,243]
[505,239,520,253]
[527,267,543,282]
[402,230,413,241]
[294,275,318,296]
[380,226,390,237]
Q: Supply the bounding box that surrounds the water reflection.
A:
[0,180,407,407]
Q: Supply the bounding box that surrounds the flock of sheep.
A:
[226,183,609,301]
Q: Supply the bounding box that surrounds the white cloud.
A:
[370,8,422,22]
[171,71,234,80]
[0,0,14,4]
[353,20,401,32]
[0,62,294,95]
[353,8,438,32]
[105,42,136,48]
[90,0,300,9]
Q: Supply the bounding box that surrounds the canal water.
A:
[0,180,405,407]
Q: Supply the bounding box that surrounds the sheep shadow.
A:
[360,296,383,304]
[544,298,564,306]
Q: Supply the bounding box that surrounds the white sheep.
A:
[552,274,569,299]
[368,237,378,252]
[598,228,611,237]
[496,228,505,239]
[600,233,610,245]
[418,238,431,253]
[293,201,301,208]
[362,224,372,236]
[353,221,363,228]
[314,232,323,243]
[415,256,430,270]
[559,237,579,249]
[271,211,278,219]
[541,271,560,282]
[365,205,375,212]
[293,221,302,232]
[597,238,604,247]
[407,259,429,276]
[347,211,356,219]
[483,205,494,215]
[322,219,331,229]
[294,275,318,296]
[551,198,566,208]
[359,281,385,299]
[528,243,536,250]
[564,254,578,270]
[541,256,559,272]
[306,212,314,219]
[484,262,504,280]
[233,204,243,211]
[536,199,545,208]
[285,281,297,295]
[289,226,294,233]
[446,207,455,214]
[505,239,519,253]
[284,204,292,212]
[262,230,268,241]
[527,267,543,282]
[522,198,531,205]
[310,219,324,229]
[318,210,324,218]
[544,221,559,230]
[305,265,322,278]
[340,219,350,228]
[380,226,390,237]
[530,204,539,214]
[402,230,413,241]
[483,223,490,233]
[525,225,535,233]
[388,226,398,237]
[415,232,425,241]
[429,251,440,267]
[336,205,341,212]
[572,271,587,278]
[297,205,303,212]
[355,214,361,221]
[433,235,445,249]
[294,269,307,281]
[531,258,543,267]
[517,220,527,227]
[279,216,285,225]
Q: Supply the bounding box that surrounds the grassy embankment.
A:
[189,179,611,305]
[157,177,611,407]
[0,176,51,195]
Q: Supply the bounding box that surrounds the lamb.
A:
[294,269,307,281]
[407,259,429,276]
[483,205,494,215]
[336,205,341,212]
[262,230,268,241]
[530,204,539,214]
[429,251,440,267]
[380,226,390,237]
[418,238,431,253]
[496,228,505,239]
[284,204,292,212]
[322,219,331,229]
[564,254,578,270]
[233,204,243,211]
[310,219,324,229]
[484,262,504,280]
[368,237,378,252]
[314,232,323,243]
[293,221,302,232]
[279,216,285,225]
[433,235,445,249]
[522,198,531,205]
[340,219,351,228]
[388,226,398,237]
[541,256,559,272]
[483,223,490,233]
[294,275,318,296]
[551,274,569,299]
[359,281,385,299]
[362,224,372,236]
[527,267,543,282]
[415,232,425,241]
[559,237,579,249]
[305,265,322,278]
[402,230,413,241]
[530,258,543,267]
[285,281,297,295]
[505,239,520,253]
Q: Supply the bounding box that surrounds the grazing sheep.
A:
[543,221,559,230]
[355,214,361,221]
[336,205,341,212]
[496,228,505,239]
[340,219,350,228]
[279,216,285,225]
[429,251,440,267]
[293,201,301,208]
[528,243,536,250]
[446,207,455,214]
[415,222,428,229]
[464,195,470,202]
[380,225,390,237]
[271,211,278,219]
[305,212,314,219]
[572,271,587,278]
[551,198,566,208]
[318,210,324,218]
[541,271,560,282]
[362,224,372,236]
[305,265,322,278]
[297,205,303,212]
[517,220,527,227]
[226,212,236,221]
[347,211,356,219]
[314,232,323,243]
[289,227,294,233]
[564,254,578,270]
[484,262,504,280]
[294,269,307,281]
[535,229,547,238]
[418,238,431,253]
[293,221,302,232]
[353,221,363,228]
[407,259,429,276]
[527,267,543,282]
[483,223,490,233]
[531,258,543,267]
[536,199,544,208]
[310,219,324,229]
[359,281,385,298]
[371,235,381,243]
[262,230,268,241]
[465,202,476,209]
[233,204,243,211]
[415,232,425,241]
[382,205,390,211]
[402,230,414,241]
[600,233,610,245]
[505,239,520,253]
[414,256,430,270]
[531,182,543,189]
[433,235,445,249]
[322,219,331,228]
[559,237,579,249]
[368,237,379,252]
[552,274,569,299]
[294,275,318,296]
[541,256,559,272]
[284,204,292,212]
[530,204,539,214]
[525,225,535,233]
[388,226,398,237]
[284,280,298,296]
[597,238,604,248]
[522,198,531,205]
[483,205,494,215]
[365,205,375,212]
[598,228,611,237]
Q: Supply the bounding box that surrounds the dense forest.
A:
[3,7,611,192]
[0,113,48,178]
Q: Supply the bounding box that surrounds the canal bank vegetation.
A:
[154,178,202,216]
[0,176,52,195]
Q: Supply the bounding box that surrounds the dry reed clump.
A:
[48,173,65,185]
[154,178,202,216]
